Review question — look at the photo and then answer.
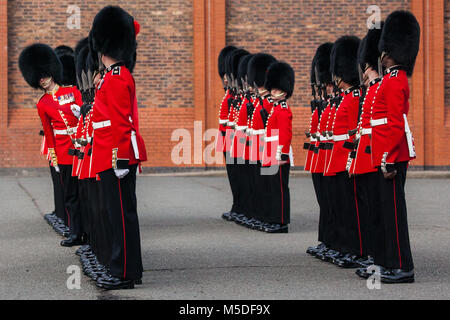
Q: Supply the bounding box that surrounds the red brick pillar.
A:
[193,0,226,166]
[0,0,7,131]
[411,0,447,169]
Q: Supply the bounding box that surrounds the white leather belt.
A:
[227,121,235,127]
[404,114,416,158]
[361,128,372,135]
[252,129,265,135]
[371,118,388,127]
[131,131,140,160]
[265,135,279,142]
[320,135,328,141]
[54,127,77,135]
[92,120,111,130]
[333,134,350,142]
[310,137,317,142]
[236,125,248,131]
[219,119,228,125]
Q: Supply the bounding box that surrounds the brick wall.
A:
[226,0,411,167]
[445,0,450,125]
[3,0,194,169]
[1,0,449,170]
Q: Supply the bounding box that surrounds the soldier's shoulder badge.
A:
[353,89,360,98]
[112,66,121,76]
[280,101,288,108]
[390,70,399,78]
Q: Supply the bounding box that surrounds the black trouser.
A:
[59,165,81,239]
[354,172,377,257]
[86,178,112,267]
[311,173,323,241]
[328,172,360,255]
[236,159,255,218]
[98,165,143,280]
[252,162,265,221]
[78,179,89,241]
[49,164,66,224]
[261,164,290,225]
[372,162,414,271]
[224,152,241,214]
[321,175,335,248]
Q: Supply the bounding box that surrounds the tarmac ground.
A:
[0,174,449,300]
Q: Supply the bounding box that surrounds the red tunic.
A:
[350,79,381,174]
[37,85,82,166]
[77,109,95,180]
[248,96,273,162]
[262,100,293,167]
[304,108,318,172]
[215,90,231,154]
[325,87,360,175]
[231,95,250,159]
[224,94,237,153]
[371,67,416,167]
[323,102,337,175]
[91,64,147,175]
[311,103,331,173]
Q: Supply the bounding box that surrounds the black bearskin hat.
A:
[225,48,250,80]
[54,45,74,57]
[265,61,295,99]
[331,36,361,86]
[358,22,384,72]
[55,45,76,86]
[247,53,277,88]
[91,6,137,62]
[18,43,63,89]
[315,42,333,85]
[378,10,420,76]
[310,56,316,85]
[87,29,99,72]
[74,38,88,65]
[218,46,237,78]
[76,46,90,80]
[237,54,254,87]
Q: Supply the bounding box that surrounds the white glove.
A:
[54,165,60,173]
[346,156,353,172]
[275,145,283,161]
[71,104,81,118]
[381,152,388,173]
[114,169,129,179]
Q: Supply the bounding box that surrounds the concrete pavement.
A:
[0,174,449,300]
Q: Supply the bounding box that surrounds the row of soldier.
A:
[215,48,295,234]
[18,6,146,290]
[304,10,419,284]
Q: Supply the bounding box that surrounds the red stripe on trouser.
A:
[280,166,284,224]
[353,178,363,256]
[393,179,402,269]
[59,174,70,228]
[118,178,127,279]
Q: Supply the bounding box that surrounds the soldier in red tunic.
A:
[261,62,295,233]
[231,53,256,226]
[356,11,420,284]
[19,43,84,247]
[216,46,238,221]
[223,49,250,224]
[347,24,384,269]
[89,6,147,290]
[306,43,335,256]
[324,36,363,268]
[247,53,277,231]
